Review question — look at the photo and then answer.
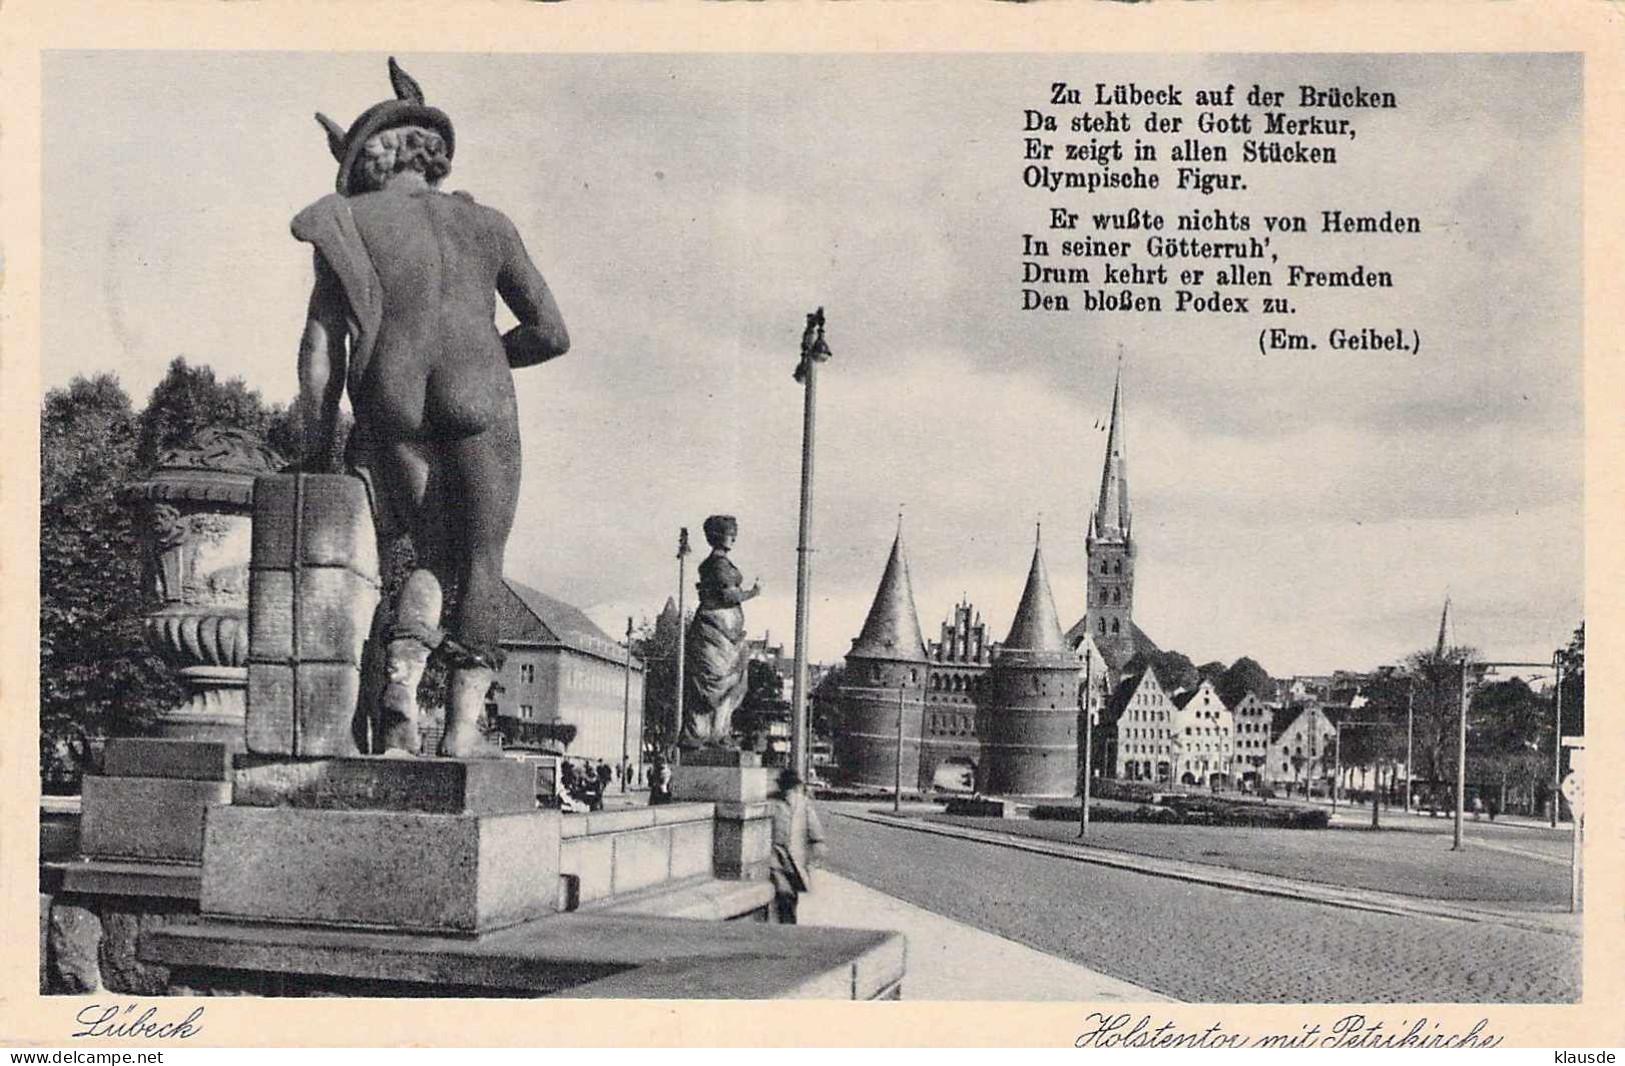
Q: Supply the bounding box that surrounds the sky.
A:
[40,52,1582,674]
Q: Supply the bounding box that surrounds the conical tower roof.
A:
[1003,527,1068,653]
[848,530,927,662]
[1093,364,1130,540]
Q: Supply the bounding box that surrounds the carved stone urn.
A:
[123,426,284,748]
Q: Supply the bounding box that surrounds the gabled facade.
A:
[1169,679,1234,786]
[1266,705,1337,790]
[1227,690,1275,785]
[1109,667,1176,782]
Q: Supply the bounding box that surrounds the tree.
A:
[137,357,282,468]
[1558,622,1584,738]
[633,598,685,754]
[1218,656,1273,709]
[41,361,292,780]
[1404,644,1478,786]
[40,375,182,750]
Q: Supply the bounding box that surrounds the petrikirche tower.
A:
[1085,366,1136,667]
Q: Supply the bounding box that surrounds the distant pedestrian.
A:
[596,760,613,792]
[648,761,674,806]
[767,768,827,925]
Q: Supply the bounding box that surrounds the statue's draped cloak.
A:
[291,194,383,387]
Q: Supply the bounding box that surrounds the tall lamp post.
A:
[790,308,831,782]
[673,527,691,759]
[1078,649,1094,840]
[1404,679,1415,813]
[620,616,634,792]
[1551,651,1564,828]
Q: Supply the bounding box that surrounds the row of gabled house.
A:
[1098,664,1342,791]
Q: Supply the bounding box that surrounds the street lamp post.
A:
[1551,652,1564,828]
[674,528,691,758]
[1404,681,1415,814]
[894,684,905,814]
[1453,657,1468,851]
[1079,650,1093,840]
[790,308,831,783]
[620,617,634,793]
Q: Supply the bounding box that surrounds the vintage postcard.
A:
[2,0,1621,1050]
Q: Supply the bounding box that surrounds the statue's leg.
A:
[365,439,446,753]
[438,424,520,758]
[378,570,443,754]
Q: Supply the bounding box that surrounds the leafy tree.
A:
[633,598,685,754]
[1126,648,1198,693]
[136,357,281,468]
[1405,644,1479,785]
[1557,623,1584,738]
[1218,656,1273,708]
[1196,660,1227,687]
[40,375,182,751]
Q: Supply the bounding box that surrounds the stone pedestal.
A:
[198,755,557,935]
[671,751,773,882]
[79,739,234,865]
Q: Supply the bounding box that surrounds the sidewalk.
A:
[798,870,1170,1002]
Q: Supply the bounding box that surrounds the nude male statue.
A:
[294,58,569,757]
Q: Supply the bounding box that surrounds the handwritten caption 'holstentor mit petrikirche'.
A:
[1020,81,1422,358]
[1074,1011,1504,1049]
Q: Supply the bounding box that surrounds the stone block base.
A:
[80,776,232,864]
[232,755,537,815]
[713,800,773,881]
[670,765,771,803]
[145,911,905,999]
[199,805,561,934]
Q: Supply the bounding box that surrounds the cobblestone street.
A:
[821,808,1580,1003]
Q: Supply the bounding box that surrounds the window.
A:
[519,662,536,684]
[1114,560,1123,575]
[1112,588,1121,604]
[519,703,535,720]
[1098,617,1106,634]
[1111,619,1120,634]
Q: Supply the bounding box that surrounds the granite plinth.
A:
[232,756,536,815]
[670,765,771,803]
[713,800,773,881]
[79,776,231,864]
[199,805,560,934]
[144,911,905,999]
[102,739,233,781]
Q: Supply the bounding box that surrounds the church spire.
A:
[849,527,927,662]
[1004,526,1067,653]
[1093,361,1130,541]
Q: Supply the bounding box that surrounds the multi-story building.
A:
[1228,690,1275,787]
[490,579,644,766]
[1265,704,1338,792]
[1107,665,1178,782]
[1169,678,1234,786]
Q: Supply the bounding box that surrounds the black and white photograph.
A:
[5,6,1620,1050]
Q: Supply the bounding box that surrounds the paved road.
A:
[821,808,1579,1003]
